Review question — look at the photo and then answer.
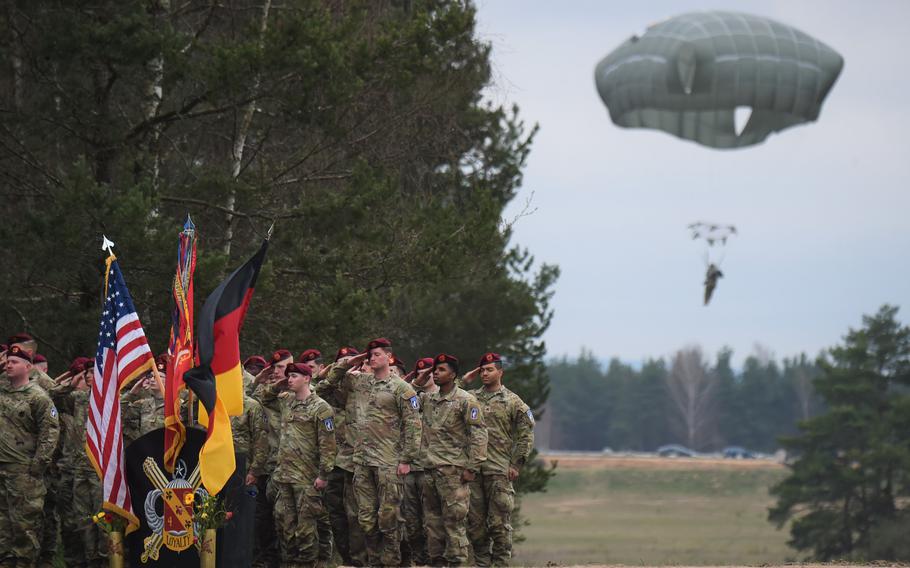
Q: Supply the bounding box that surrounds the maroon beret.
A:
[434,353,459,368]
[7,333,34,346]
[69,357,89,375]
[365,338,392,351]
[390,355,406,371]
[478,352,502,367]
[414,357,435,373]
[6,345,34,363]
[335,346,359,361]
[0,344,6,352]
[244,355,268,368]
[82,358,95,373]
[286,362,313,377]
[33,353,47,364]
[299,349,322,363]
[271,349,293,363]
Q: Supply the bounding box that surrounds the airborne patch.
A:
[409,396,420,410]
[470,407,479,421]
[323,418,335,432]
[526,409,535,425]
[50,406,58,419]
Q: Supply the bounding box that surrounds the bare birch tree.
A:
[666,346,718,450]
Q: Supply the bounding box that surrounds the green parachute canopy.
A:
[594,11,844,149]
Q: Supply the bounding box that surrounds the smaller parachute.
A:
[689,222,736,305]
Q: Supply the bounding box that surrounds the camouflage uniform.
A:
[0,380,60,567]
[468,386,535,566]
[68,389,109,568]
[314,376,366,566]
[400,387,434,567]
[230,395,270,481]
[22,368,64,568]
[323,364,422,567]
[418,386,487,566]
[262,386,336,567]
[251,381,283,567]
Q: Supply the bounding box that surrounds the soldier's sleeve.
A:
[315,403,337,479]
[252,382,279,404]
[47,381,77,414]
[30,392,60,475]
[464,395,487,471]
[398,385,422,464]
[243,370,257,397]
[247,400,270,477]
[510,400,536,469]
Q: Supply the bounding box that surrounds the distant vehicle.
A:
[656,444,696,458]
[722,446,756,459]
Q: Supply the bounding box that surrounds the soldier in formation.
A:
[1,331,536,568]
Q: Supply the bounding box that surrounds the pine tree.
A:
[769,305,910,560]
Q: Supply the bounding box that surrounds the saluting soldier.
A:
[299,348,335,566]
[314,346,367,567]
[258,362,336,567]
[66,357,111,567]
[243,355,267,397]
[0,345,60,567]
[323,338,422,567]
[413,353,488,566]
[251,349,293,568]
[463,352,535,566]
[400,357,437,566]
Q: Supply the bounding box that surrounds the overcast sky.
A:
[475,0,910,365]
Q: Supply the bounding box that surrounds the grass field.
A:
[514,455,793,566]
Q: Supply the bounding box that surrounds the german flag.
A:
[188,238,268,494]
[198,239,268,419]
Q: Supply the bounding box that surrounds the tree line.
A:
[0,0,556,496]
[544,345,824,453]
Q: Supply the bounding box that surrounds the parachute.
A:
[689,221,737,265]
[689,222,736,305]
[594,11,844,149]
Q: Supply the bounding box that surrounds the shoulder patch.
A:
[526,409,535,425]
[470,407,479,421]
[323,417,335,432]
[50,406,58,419]
[408,396,420,410]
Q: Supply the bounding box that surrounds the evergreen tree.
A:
[0,0,557,500]
[769,305,910,560]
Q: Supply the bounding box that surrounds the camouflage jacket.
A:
[252,382,284,469]
[314,377,353,472]
[419,386,487,471]
[0,380,60,472]
[324,364,421,468]
[230,395,270,477]
[259,386,336,484]
[474,386,535,474]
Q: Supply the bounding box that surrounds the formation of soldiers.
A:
[0,333,535,568]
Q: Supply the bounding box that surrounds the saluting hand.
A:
[342,352,368,369]
[462,367,481,384]
[254,367,271,384]
[413,368,433,387]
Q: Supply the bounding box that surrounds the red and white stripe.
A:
[86,312,153,516]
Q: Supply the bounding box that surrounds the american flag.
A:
[87,257,154,532]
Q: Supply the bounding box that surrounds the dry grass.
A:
[514,454,793,567]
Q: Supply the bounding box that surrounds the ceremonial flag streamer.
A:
[87,253,155,534]
[187,237,269,494]
[164,216,197,473]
